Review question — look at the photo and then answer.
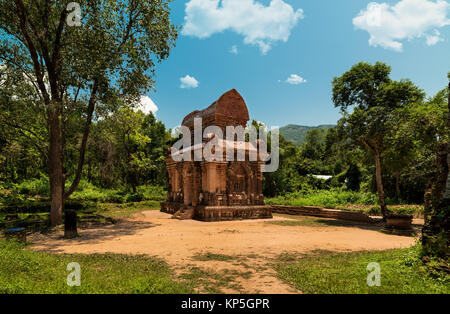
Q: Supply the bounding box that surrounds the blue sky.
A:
[147,0,450,129]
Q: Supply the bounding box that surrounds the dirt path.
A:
[29,211,416,293]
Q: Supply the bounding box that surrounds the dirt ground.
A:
[29,211,417,293]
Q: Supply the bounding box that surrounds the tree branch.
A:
[360,138,375,153]
[13,0,50,105]
[0,55,43,101]
[64,80,98,200]
[0,118,48,160]
[51,7,68,79]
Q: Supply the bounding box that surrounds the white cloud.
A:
[183,0,304,54]
[353,0,450,52]
[285,74,307,85]
[180,75,199,89]
[426,29,444,45]
[230,45,238,54]
[136,96,158,115]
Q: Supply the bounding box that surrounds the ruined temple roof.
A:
[169,139,260,160]
[182,89,250,127]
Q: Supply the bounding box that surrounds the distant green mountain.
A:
[279,124,335,146]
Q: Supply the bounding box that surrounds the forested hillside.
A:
[279,124,335,145]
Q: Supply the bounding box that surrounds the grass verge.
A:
[192,252,236,262]
[0,240,192,294]
[274,246,449,294]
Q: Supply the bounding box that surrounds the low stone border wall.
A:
[195,205,273,222]
[271,205,374,224]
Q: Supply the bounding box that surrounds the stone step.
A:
[172,207,195,220]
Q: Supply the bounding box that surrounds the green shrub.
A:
[126,192,144,203]
[367,206,381,215]
[0,177,50,206]
[70,180,125,203]
[389,207,419,215]
[137,185,166,201]
[104,191,125,204]
[1,177,167,209]
[266,189,379,208]
[0,240,193,294]
[0,193,28,207]
[14,177,50,196]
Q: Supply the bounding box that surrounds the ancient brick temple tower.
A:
[161,89,272,221]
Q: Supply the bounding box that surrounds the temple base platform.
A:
[161,202,272,222]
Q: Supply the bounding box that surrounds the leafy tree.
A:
[109,108,154,193]
[85,109,169,191]
[140,112,171,186]
[332,62,424,218]
[417,76,449,258]
[0,0,178,226]
[375,103,425,203]
[263,133,298,196]
[0,63,48,182]
[301,128,325,160]
[344,163,362,191]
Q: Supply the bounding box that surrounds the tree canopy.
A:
[332,62,424,218]
[0,0,178,227]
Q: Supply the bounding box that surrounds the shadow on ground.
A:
[31,220,159,253]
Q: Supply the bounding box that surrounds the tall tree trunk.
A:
[49,112,64,226]
[424,179,433,225]
[130,171,137,194]
[87,160,92,183]
[374,151,388,219]
[131,182,137,194]
[361,138,388,219]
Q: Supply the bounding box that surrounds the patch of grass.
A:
[192,252,235,262]
[219,229,240,234]
[180,266,250,293]
[255,265,268,272]
[0,240,193,294]
[274,246,449,294]
[235,262,252,269]
[245,253,261,259]
[277,252,300,263]
[224,268,252,280]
